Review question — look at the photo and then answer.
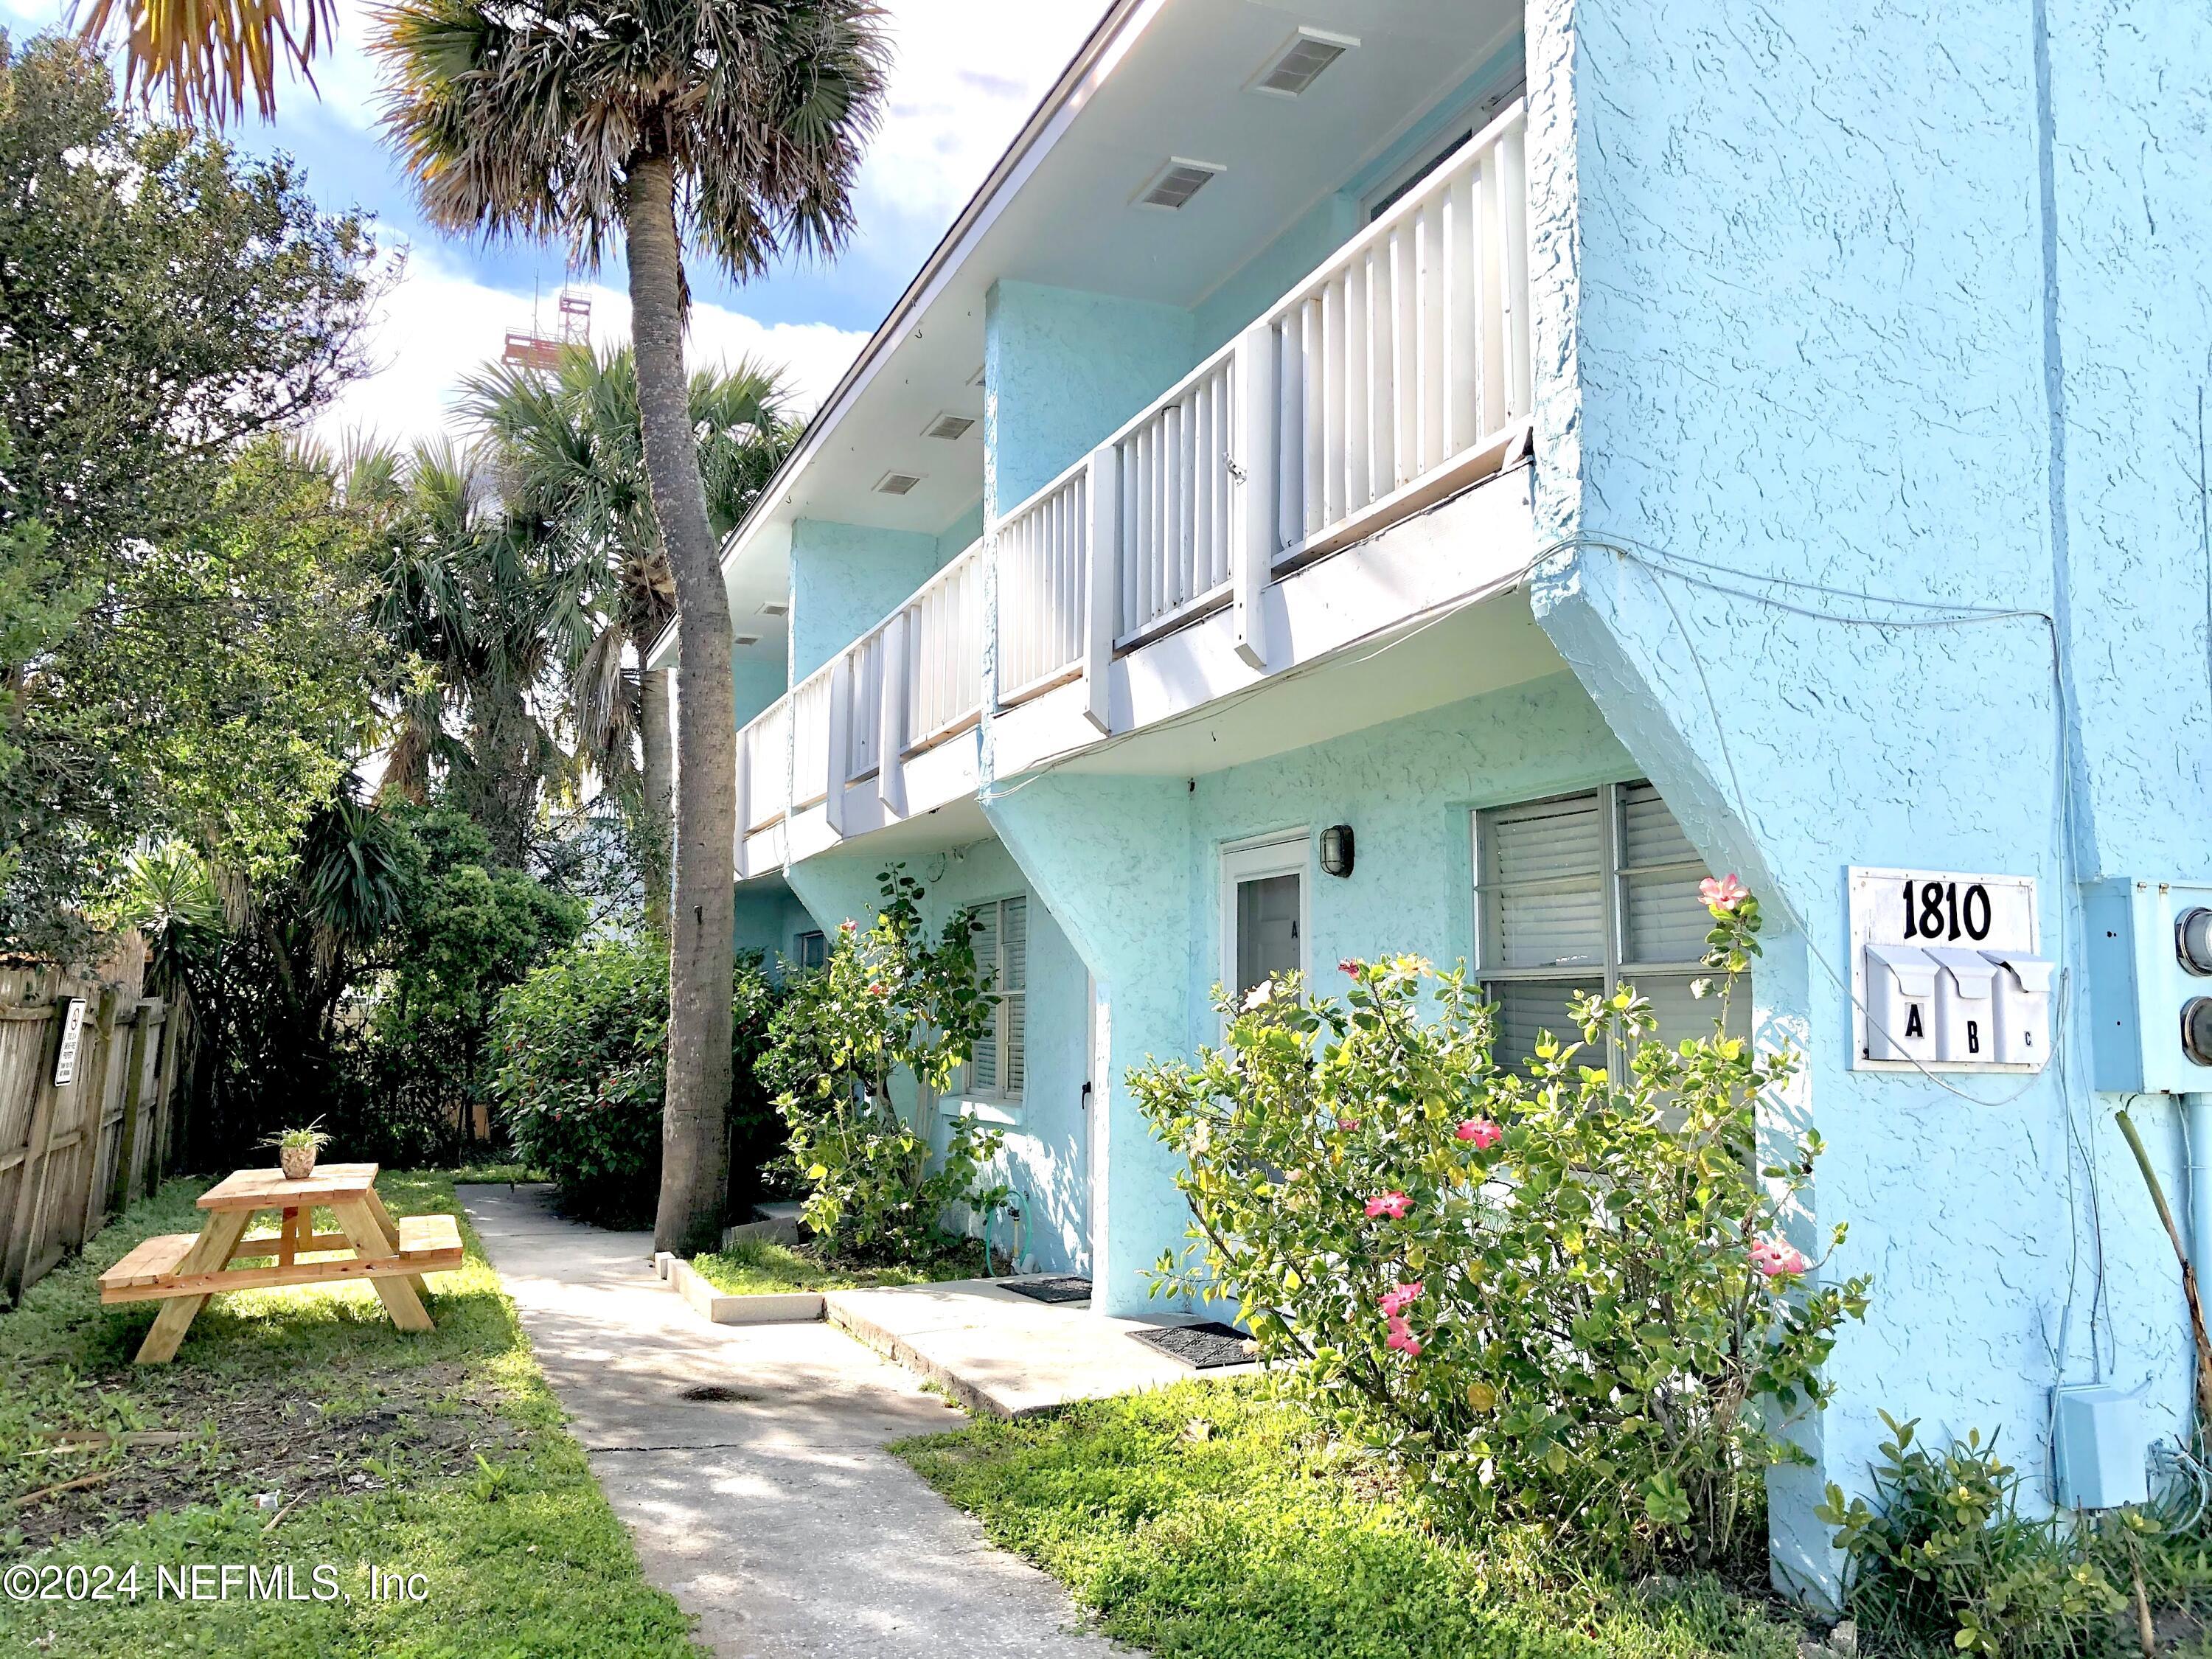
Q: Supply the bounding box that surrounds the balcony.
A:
[735,100,1532,876]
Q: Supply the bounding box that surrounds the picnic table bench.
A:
[98,1163,462,1364]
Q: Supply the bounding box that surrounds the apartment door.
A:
[1221,833,1310,1003]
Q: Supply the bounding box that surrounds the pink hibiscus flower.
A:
[839,918,858,934]
[1750,1238,1809,1278]
[1700,873,1750,912]
[1338,957,1365,976]
[1385,1318,1423,1357]
[1456,1119,1503,1150]
[1364,1192,1412,1220]
[1379,1281,1425,1318]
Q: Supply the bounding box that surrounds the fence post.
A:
[67,987,119,1248]
[1232,324,1279,671]
[1082,445,1119,733]
[108,1001,152,1217]
[2,978,73,1302]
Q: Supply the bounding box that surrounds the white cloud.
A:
[317,252,869,450]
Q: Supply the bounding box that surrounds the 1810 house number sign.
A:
[1847,866,2042,1073]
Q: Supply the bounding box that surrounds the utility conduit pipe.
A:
[2188,1094,2212,1298]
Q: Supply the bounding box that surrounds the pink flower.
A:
[1750,1239,1809,1279]
[1700,873,1750,912]
[1364,1191,1412,1220]
[839,919,858,934]
[1379,1281,1425,1318]
[1338,957,1364,976]
[1456,1118,1503,1150]
[1337,1116,1360,1133]
[866,981,888,997]
[1385,1318,1423,1357]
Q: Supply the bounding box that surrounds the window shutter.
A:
[1004,898,1027,1093]
[970,904,999,1093]
[1618,782,1709,966]
[1481,792,1605,970]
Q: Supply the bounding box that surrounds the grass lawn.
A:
[0,1173,698,1658]
[686,1235,986,1296]
[896,1378,1813,1659]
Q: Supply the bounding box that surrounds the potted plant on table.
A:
[264,1123,333,1181]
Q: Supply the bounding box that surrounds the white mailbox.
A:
[1865,943,1938,1063]
[1983,951,2054,1070]
[1925,946,2000,1063]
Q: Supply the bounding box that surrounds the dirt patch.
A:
[13,1361,526,1551]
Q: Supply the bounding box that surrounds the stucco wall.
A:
[732,647,787,729]
[1522,0,2206,1594]
[782,839,1094,1276]
[732,882,818,976]
[984,279,1197,521]
[987,672,1634,1315]
[787,518,946,684]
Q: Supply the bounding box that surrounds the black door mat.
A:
[1131,1321,1255,1371]
[1001,1275,1093,1304]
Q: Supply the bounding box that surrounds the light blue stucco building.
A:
[649,0,2212,1593]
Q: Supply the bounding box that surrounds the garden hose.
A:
[984,1187,1029,1278]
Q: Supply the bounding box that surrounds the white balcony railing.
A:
[740,694,788,835]
[733,102,1528,868]
[990,99,1530,715]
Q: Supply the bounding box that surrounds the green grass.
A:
[894,1379,1812,1659]
[0,1173,699,1658]
[686,1236,985,1296]
[448,1163,546,1185]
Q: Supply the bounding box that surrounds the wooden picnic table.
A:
[97,1163,462,1364]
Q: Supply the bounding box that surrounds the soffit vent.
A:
[923,412,976,441]
[1135,158,1225,212]
[734,633,761,647]
[874,470,925,496]
[1249,28,1357,99]
[757,599,790,617]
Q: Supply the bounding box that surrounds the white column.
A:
[1232,324,1279,669]
[1082,444,1119,732]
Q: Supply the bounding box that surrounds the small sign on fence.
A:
[52,997,88,1087]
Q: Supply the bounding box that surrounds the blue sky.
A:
[4,0,1110,441]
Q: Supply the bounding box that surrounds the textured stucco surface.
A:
[783,840,1093,1276]
[732,883,815,974]
[1520,0,2209,1591]
[984,280,1196,521]
[787,518,948,684]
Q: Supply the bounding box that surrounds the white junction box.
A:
[2053,1382,2149,1510]
[1849,867,2050,1073]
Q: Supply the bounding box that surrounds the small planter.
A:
[280,1144,319,1181]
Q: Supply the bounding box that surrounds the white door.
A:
[1221,832,1311,1003]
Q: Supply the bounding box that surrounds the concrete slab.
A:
[825,1277,1256,1419]
[463,1185,1126,1659]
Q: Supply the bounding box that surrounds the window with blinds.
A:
[965,896,1028,1102]
[793,930,827,972]
[1473,782,1746,1076]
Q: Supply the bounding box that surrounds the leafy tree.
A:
[758,866,1004,1262]
[375,0,892,1252]
[462,346,799,931]
[0,36,385,951]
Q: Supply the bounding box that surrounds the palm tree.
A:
[74,0,335,123]
[375,0,888,1253]
[356,437,591,866]
[461,346,799,934]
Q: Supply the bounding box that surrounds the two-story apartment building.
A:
[650,0,2212,1595]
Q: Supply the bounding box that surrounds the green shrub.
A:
[492,936,778,1226]
[758,866,1005,1262]
[1818,1414,2130,1657]
[1129,889,1869,1567]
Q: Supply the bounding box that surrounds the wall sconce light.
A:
[1320,824,1354,878]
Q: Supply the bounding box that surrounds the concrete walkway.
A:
[462,1184,1126,1659]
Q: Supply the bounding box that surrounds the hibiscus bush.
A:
[1129,884,1870,1565]
[759,866,1006,1262]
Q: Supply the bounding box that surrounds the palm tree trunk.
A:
[634,633,675,936]
[626,150,734,1254]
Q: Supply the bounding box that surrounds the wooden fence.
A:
[0,965,198,1303]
